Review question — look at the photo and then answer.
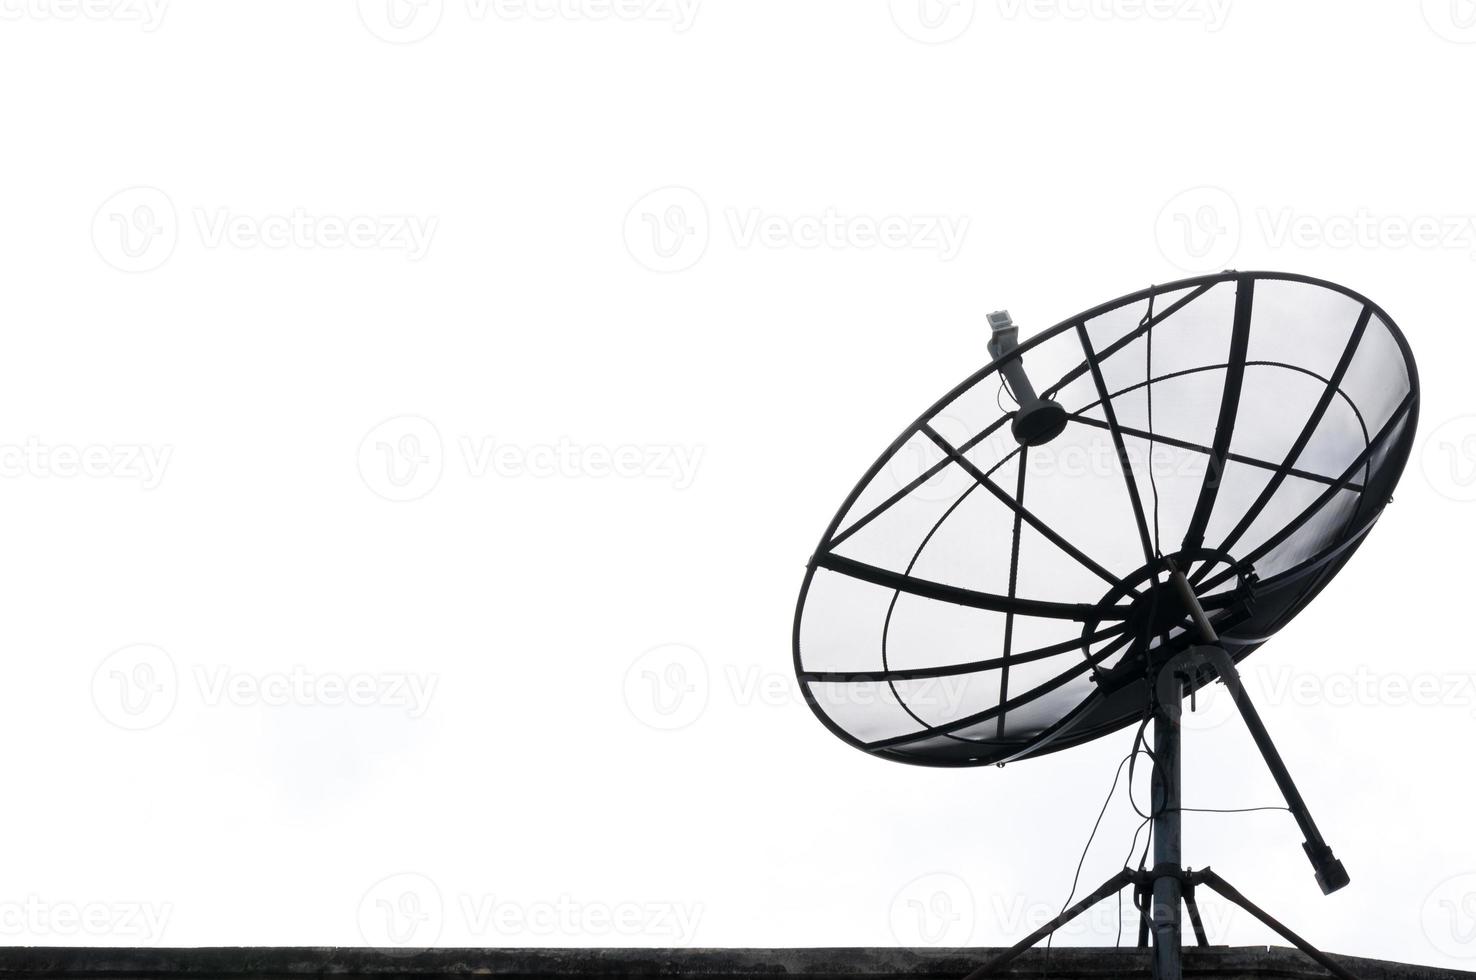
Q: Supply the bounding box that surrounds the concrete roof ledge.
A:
[0,948,1472,980]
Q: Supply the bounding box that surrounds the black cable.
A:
[1116,813,1154,947]
[1084,701,1158,948]
[1115,714,1155,946]
[1047,748,1135,954]
[1105,697,1290,948]
[1141,286,1163,558]
[1116,678,1292,949]
[1125,707,1155,820]
[997,377,1016,413]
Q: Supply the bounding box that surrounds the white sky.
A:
[1,0,1475,971]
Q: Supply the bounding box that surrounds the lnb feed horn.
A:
[987,310,1069,447]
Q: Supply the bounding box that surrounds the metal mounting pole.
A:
[1151,669,1184,980]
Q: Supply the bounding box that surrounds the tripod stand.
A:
[963,561,1356,980]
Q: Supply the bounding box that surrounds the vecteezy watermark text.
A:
[726,208,969,261]
[0,897,173,939]
[1256,664,1476,715]
[458,436,703,488]
[357,416,705,502]
[193,665,437,718]
[193,208,437,259]
[92,644,440,731]
[995,0,1233,31]
[622,645,979,731]
[624,187,970,272]
[466,0,698,29]
[1259,208,1476,257]
[0,438,172,489]
[357,873,703,948]
[458,893,703,941]
[0,0,168,30]
[357,0,699,43]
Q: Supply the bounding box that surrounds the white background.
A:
[2,0,1475,970]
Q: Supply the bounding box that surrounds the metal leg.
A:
[1183,885,1210,948]
[1195,870,1360,980]
[1167,562,1349,896]
[960,869,1139,980]
[962,867,1362,980]
[1224,680,1350,894]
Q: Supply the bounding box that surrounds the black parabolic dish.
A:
[793,271,1419,768]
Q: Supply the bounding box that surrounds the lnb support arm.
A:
[987,311,1068,447]
[987,311,1039,405]
[1165,559,1351,896]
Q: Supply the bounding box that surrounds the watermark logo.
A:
[357,0,445,42]
[92,187,437,272]
[359,872,444,950]
[1423,873,1476,959]
[0,0,168,30]
[889,0,975,43]
[358,416,445,503]
[92,187,178,274]
[1422,416,1476,502]
[623,644,709,730]
[1155,186,1241,273]
[92,644,178,731]
[1422,0,1476,43]
[889,872,975,946]
[624,186,710,273]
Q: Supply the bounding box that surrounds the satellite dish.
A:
[793,271,1418,980]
